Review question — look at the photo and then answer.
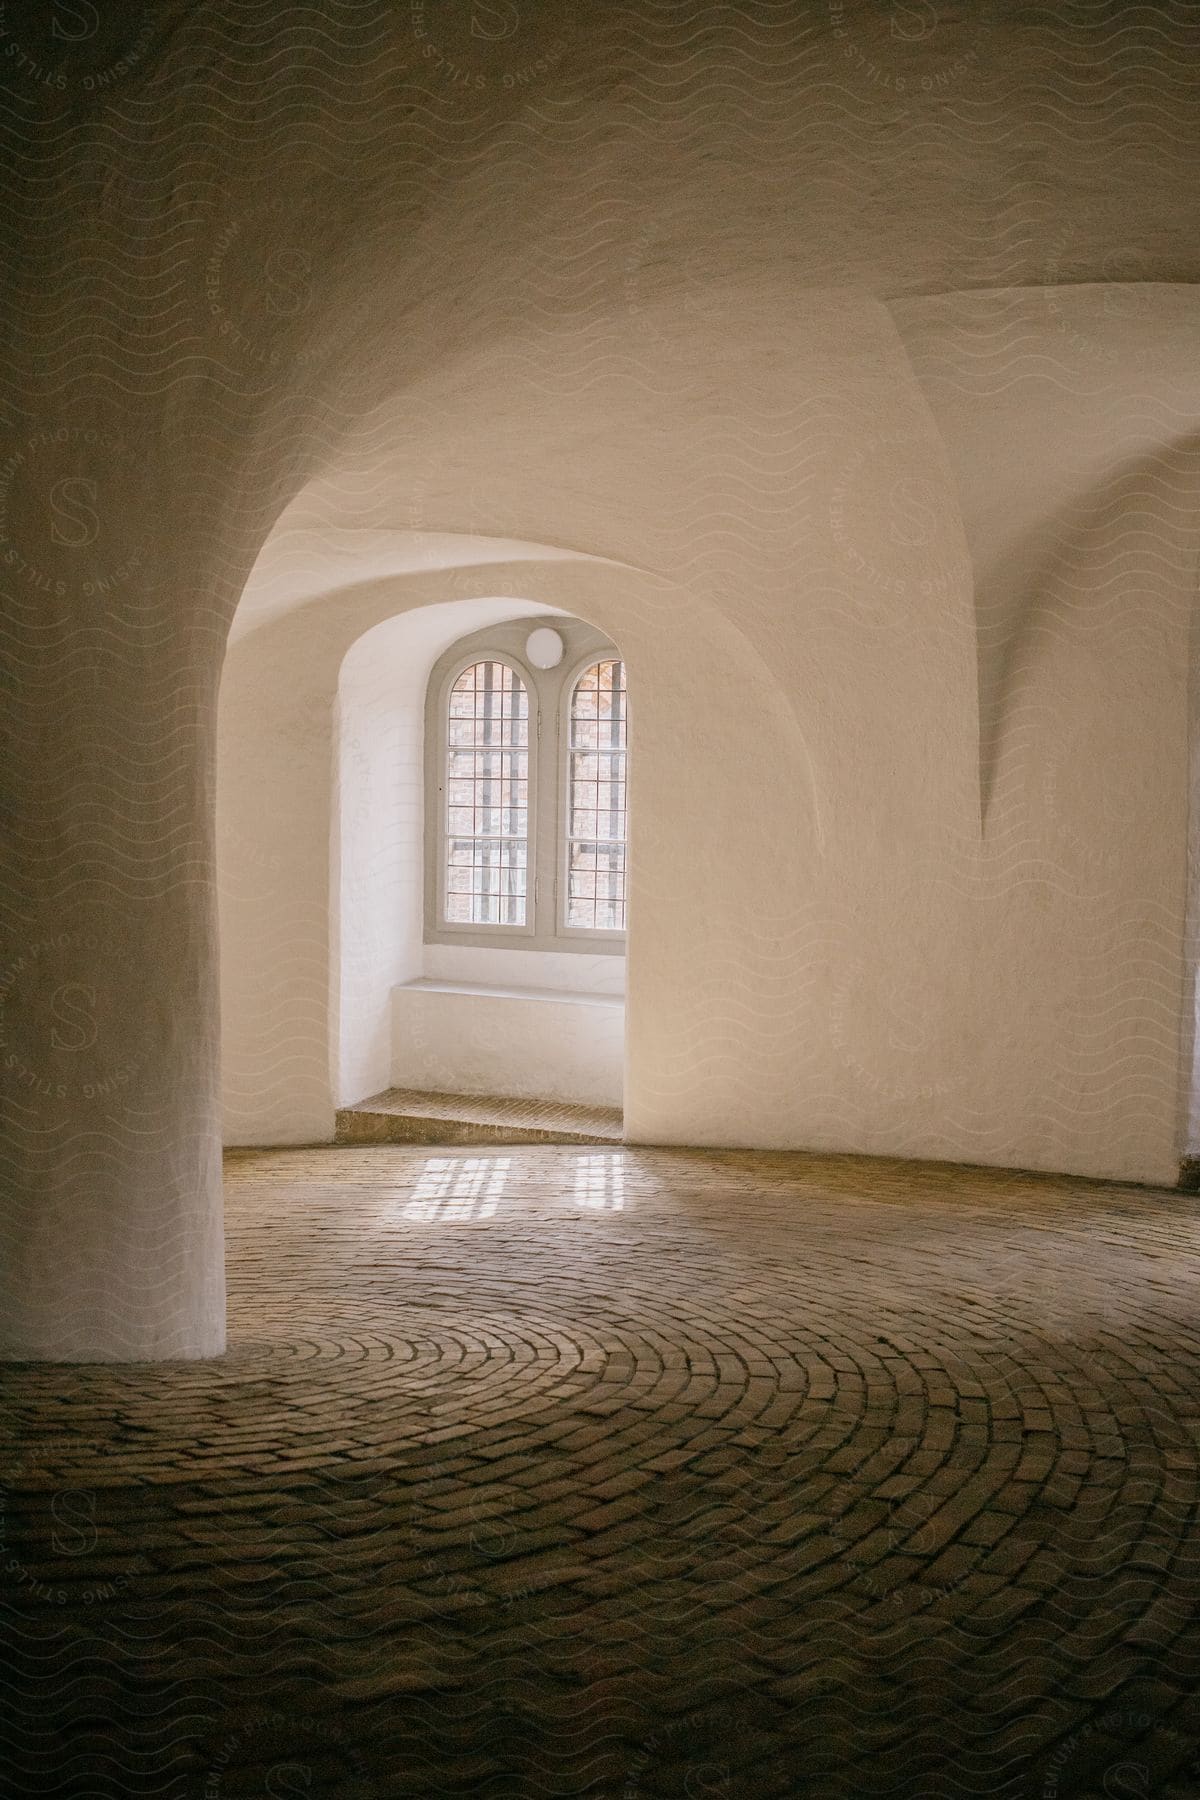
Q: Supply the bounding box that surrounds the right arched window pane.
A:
[567,659,627,932]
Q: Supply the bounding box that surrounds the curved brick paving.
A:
[3,1146,1200,1797]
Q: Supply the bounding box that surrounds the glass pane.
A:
[444,660,529,927]
[566,659,627,931]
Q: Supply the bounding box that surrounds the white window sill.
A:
[397,977,623,1008]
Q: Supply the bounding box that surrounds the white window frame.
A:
[558,650,628,945]
[424,617,626,955]
[436,650,536,942]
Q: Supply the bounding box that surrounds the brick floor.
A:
[2,1145,1200,1797]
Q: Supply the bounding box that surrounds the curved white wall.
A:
[219,591,564,1141]
[8,1,1200,1355]
[219,280,1200,1184]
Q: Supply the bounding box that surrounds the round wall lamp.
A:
[525,627,565,669]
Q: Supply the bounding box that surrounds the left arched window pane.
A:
[445,660,529,927]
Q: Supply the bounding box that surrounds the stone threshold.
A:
[334,1087,623,1147]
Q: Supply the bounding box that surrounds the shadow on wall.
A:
[978,433,1200,827]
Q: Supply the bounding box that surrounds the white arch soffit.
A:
[232,524,827,855]
[228,525,583,644]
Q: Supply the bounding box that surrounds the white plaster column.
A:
[0,424,226,1360]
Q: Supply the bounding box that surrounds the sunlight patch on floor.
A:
[571,1152,627,1210]
[400,1156,512,1222]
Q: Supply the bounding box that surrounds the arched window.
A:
[566,659,627,931]
[426,618,627,952]
[445,658,529,927]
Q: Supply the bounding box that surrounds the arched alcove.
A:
[333,597,628,1118]
[219,550,660,1145]
[217,538,833,1154]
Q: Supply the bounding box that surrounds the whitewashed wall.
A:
[219,283,1200,1184]
[10,1,1200,1355]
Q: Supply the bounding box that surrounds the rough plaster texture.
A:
[2,2,1199,1355]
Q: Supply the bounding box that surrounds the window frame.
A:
[423,616,626,956]
[436,649,536,942]
[557,650,629,946]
